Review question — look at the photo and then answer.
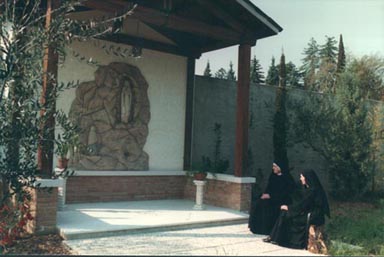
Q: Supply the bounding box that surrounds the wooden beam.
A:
[183,57,196,170]
[234,43,251,177]
[144,23,203,57]
[123,5,240,43]
[99,33,201,58]
[194,3,259,46]
[82,0,127,13]
[196,0,245,33]
[199,38,256,54]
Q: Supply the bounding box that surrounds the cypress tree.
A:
[279,52,286,88]
[203,60,212,77]
[336,34,346,73]
[273,52,289,173]
[226,61,236,81]
[266,57,279,86]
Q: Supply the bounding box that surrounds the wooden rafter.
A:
[99,33,201,58]
[131,6,240,42]
[82,0,126,13]
[196,0,245,33]
[200,38,256,54]
[82,0,241,43]
[143,23,202,55]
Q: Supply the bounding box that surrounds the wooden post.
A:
[37,0,59,177]
[183,57,196,170]
[234,44,251,177]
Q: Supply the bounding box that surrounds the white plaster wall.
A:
[57,40,187,171]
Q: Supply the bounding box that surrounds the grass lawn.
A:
[326,199,384,255]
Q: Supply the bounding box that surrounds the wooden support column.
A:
[183,57,196,170]
[234,44,251,177]
[37,0,59,177]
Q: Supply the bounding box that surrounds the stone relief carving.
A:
[69,62,150,170]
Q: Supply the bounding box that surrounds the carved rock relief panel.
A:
[69,62,150,170]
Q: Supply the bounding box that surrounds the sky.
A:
[195,0,384,76]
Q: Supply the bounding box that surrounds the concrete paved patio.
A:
[57,199,249,240]
[58,199,323,256]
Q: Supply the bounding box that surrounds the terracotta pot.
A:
[57,158,69,169]
[193,172,207,181]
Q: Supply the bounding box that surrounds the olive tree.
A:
[0,0,133,249]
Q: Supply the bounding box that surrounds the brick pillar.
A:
[239,183,253,212]
[27,181,60,234]
[184,174,255,212]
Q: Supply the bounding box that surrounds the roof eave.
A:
[236,0,283,35]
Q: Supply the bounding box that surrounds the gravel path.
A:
[66,224,322,256]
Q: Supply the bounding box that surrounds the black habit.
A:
[248,172,294,235]
[269,169,330,249]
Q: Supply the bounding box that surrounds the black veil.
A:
[302,169,330,218]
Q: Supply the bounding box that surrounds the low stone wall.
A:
[65,171,187,203]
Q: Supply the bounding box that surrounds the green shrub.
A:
[290,71,377,199]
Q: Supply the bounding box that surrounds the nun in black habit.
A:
[248,162,295,235]
[263,169,330,252]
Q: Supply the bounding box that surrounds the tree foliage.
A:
[292,36,383,199]
[226,61,236,81]
[316,61,337,93]
[336,34,346,73]
[0,0,133,249]
[266,56,301,87]
[286,62,301,87]
[320,35,338,64]
[300,37,320,88]
[250,55,265,84]
[301,36,339,93]
[198,123,229,174]
[266,56,279,86]
[348,55,384,101]
[273,53,289,173]
[214,68,227,79]
[290,70,377,199]
[203,60,212,77]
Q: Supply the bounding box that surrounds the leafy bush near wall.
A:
[289,71,378,199]
[198,123,229,174]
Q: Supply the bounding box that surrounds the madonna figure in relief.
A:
[69,62,150,170]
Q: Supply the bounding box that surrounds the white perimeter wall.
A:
[57,40,187,171]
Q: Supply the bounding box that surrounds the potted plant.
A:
[192,170,208,181]
[55,112,81,170]
[187,156,214,181]
[186,169,207,181]
[56,134,70,170]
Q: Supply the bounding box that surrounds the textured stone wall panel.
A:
[69,62,150,171]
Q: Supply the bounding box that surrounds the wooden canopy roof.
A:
[79,0,283,58]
